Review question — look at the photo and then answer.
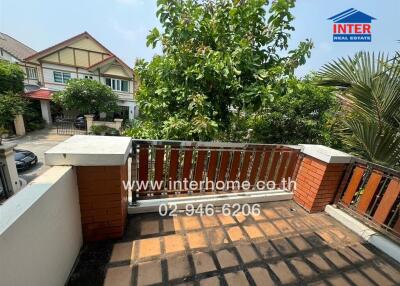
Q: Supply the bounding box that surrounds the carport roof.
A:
[24,89,53,100]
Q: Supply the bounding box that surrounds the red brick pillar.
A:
[44,135,132,242]
[77,164,128,241]
[293,145,352,213]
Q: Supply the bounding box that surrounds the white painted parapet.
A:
[0,166,82,286]
[0,142,20,194]
[44,135,132,166]
[299,144,353,164]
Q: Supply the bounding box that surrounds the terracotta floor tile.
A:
[262,208,280,219]
[254,241,279,259]
[290,257,316,279]
[163,218,179,233]
[243,225,264,239]
[109,241,134,263]
[138,237,161,259]
[274,206,294,218]
[226,226,246,242]
[224,271,249,286]
[323,250,349,269]
[258,222,280,237]
[216,249,239,268]
[287,217,310,232]
[272,219,295,234]
[234,213,248,223]
[288,235,311,251]
[217,214,236,225]
[201,215,220,228]
[271,238,296,255]
[104,265,132,286]
[164,234,186,254]
[187,231,208,249]
[251,213,266,222]
[193,252,217,274]
[137,260,162,286]
[327,275,352,286]
[167,255,191,280]
[181,216,202,230]
[200,276,220,286]
[306,254,332,272]
[140,220,160,235]
[206,227,229,247]
[235,244,259,263]
[374,260,400,282]
[248,267,276,286]
[268,260,296,284]
[361,266,395,286]
[344,270,374,286]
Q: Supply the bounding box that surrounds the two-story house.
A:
[0,32,40,91]
[24,32,137,123]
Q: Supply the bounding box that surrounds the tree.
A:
[221,76,339,145]
[53,79,119,115]
[0,91,28,128]
[0,60,24,94]
[130,0,313,140]
[318,52,400,167]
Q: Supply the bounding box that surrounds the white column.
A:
[13,115,25,136]
[114,118,123,130]
[128,104,136,120]
[0,143,20,194]
[40,100,52,124]
[84,114,94,132]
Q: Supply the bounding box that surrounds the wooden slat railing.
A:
[338,158,400,238]
[130,140,301,200]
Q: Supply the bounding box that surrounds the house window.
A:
[26,67,37,80]
[105,78,129,92]
[53,71,71,83]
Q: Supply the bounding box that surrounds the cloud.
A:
[114,0,144,6]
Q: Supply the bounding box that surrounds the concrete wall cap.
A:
[0,143,17,155]
[299,144,353,164]
[45,135,132,166]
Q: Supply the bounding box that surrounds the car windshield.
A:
[14,152,25,160]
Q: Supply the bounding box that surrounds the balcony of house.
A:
[0,136,399,286]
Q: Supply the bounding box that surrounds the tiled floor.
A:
[68,201,400,286]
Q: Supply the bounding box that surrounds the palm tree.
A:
[317,52,400,167]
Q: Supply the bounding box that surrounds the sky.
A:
[0,0,399,76]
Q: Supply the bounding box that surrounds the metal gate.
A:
[55,117,87,135]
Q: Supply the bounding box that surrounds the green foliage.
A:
[0,92,28,128]
[318,52,400,167]
[0,60,24,94]
[90,125,120,136]
[24,101,46,132]
[130,0,313,140]
[53,79,119,115]
[220,76,338,144]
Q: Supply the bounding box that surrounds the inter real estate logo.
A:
[328,8,376,42]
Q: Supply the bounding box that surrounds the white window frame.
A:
[105,77,129,92]
[53,71,71,83]
[26,67,38,80]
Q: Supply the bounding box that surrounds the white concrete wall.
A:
[0,166,82,286]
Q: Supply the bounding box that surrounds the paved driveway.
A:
[4,128,70,185]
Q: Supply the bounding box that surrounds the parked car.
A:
[74,115,87,130]
[14,149,38,171]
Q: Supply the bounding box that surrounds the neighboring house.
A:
[0,32,40,91]
[24,32,137,122]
